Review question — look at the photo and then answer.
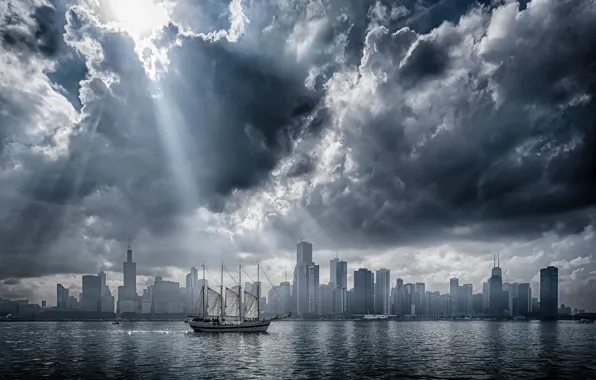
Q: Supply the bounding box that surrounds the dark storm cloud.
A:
[266,0,596,250]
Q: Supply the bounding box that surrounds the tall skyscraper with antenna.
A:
[489,250,503,317]
[123,241,137,300]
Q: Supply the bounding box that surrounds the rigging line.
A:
[241,267,256,284]
[224,268,239,287]
[204,266,221,288]
[259,266,284,302]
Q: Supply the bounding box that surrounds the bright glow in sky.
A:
[104,0,169,39]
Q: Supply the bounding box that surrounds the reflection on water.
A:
[1,321,595,379]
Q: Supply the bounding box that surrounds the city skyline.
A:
[12,241,590,315]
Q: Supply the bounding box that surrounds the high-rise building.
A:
[268,281,291,314]
[375,269,391,315]
[99,271,107,297]
[392,278,405,315]
[82,275,101,311]
[489,252,503,317]
[415,282,426,315]
[152,280,181,313]
[329,257,348,313]
[318,284,334,315]
[354,269,374,314]
[517,283,531,315]
[460,284,473,315]
[482,282,489,313]
[330,258,338,287]
[337,261,348,289]
[186,267,199,312]
[293,241,313,316]
[123,243,137,301]
[56,284,69,309]
[449,278,459,296]
[540,266,558,319]
[308,264,320,313]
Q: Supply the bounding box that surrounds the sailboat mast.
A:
[220,262,224,320]
[257,261,260,320]
[239,264,242,320]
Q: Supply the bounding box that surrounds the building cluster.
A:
[0,241,586,320]
[262,243,568,320]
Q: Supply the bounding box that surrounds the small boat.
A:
[577,319,594,324]
[362,314,388,320]
[112,321,120,325]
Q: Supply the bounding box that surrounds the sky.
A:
[0,0,594,311]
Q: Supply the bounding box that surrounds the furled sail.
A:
[225,287,240,317]
[244,290,258,319]
[206,288,222,317]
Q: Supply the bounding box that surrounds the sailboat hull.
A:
[189,320,271,333]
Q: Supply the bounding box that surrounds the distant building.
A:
[41,300,46,308]
[318,284,334,315]
[516,283,532,316]
[308,264,320,313]
[375,269,391,315]
[460,284,473,315]
[540,266,558,319]
[82,275,101,311]
[152,279,181,313]
[354,269,374,314]
[123,243,137,301]
[392,278,405,315]
[268,281,291,315]
[489,253,503,317]
[294,241,313,316]
[56,284,69,309]
[482,282,489,313]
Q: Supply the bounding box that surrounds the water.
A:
[1,321,595,379]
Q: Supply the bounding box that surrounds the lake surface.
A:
[1,321,595,379]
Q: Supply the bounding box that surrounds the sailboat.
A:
[188,262,273,333]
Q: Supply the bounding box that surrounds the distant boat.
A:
[188,262,286,333]
[362,315,388,320]
[112,321,120,325]
[577,319,594,324]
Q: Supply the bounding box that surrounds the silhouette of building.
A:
[489,252,503,317]
[540,266,558,319]
[354,269,374,314]
[56,284,69,309]
[375,269,391,315]
[294,241,313,316]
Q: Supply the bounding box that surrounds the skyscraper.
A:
[540,266,558,320]
[56,284,69,309]
[375,269,391,315]
[354,269,374,314]
[330,257,338,287]
[392,278,405,315]
[123,243,137,300]
[82,274,101,311]
[449,278,459,296]
[461,284,473,315]
[517,283,531,315]
[186,267,199,312]
[308,264,320,313]
[293,241,313,316]
[489,252,503,317]
[337,261,348,289]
